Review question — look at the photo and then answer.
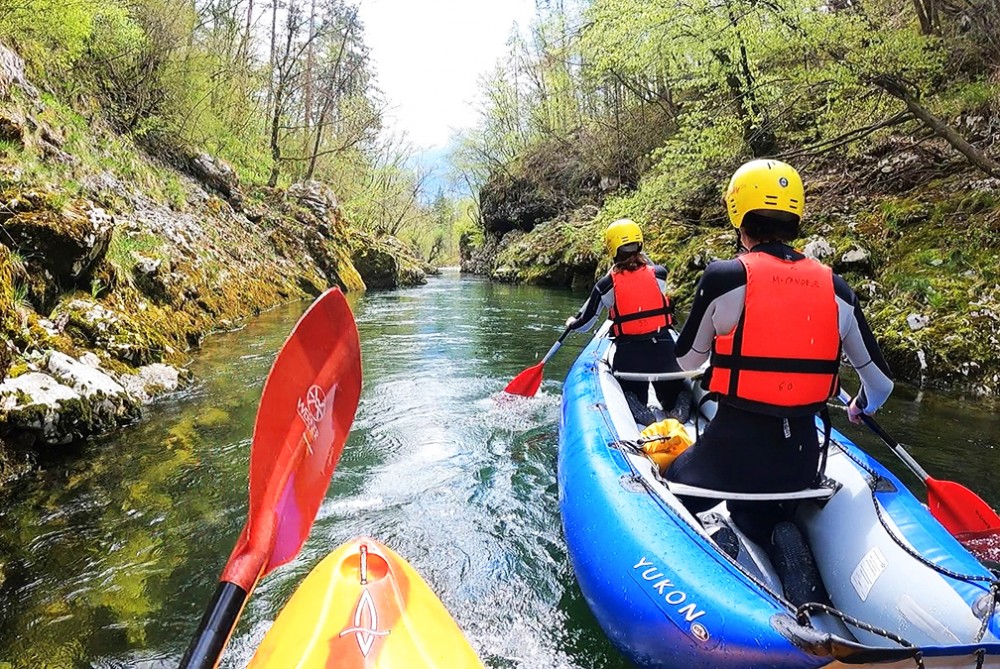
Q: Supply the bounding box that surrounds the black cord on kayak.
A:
[795,602,915,649]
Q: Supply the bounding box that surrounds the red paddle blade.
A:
[504,362,544,397]
[955,528,1000,563]
[927,476,1000,536]
[222,288,362,590]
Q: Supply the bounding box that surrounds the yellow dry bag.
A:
[639,419,693,473]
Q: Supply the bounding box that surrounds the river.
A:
[1,272,999,668]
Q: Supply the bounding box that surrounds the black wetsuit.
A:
[569,263,683,411]
[671,242,894,546]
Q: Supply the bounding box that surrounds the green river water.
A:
[1,272,999,668]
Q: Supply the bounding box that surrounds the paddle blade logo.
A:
[296,383,332,456]
[299,384,327,424]
[339,589,390,657]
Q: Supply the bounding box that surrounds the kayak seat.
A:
[665,477,840,503]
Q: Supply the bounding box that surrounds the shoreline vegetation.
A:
[4,0,1000,483]
[455,0,1000,400]
[0,0,462,483]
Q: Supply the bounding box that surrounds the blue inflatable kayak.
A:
[559,334,1000,668]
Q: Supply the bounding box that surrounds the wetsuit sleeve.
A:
[835,275,894,413]
[570,274,614,333]
[653,264,668,294]
[675,259,746,371]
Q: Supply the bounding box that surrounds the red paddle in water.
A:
[504,326,572,397]
[837,389,1000,545]
[180,288,362,669]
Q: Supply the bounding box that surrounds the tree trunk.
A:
[302,0,316,177]
[872,74,1000,178]
[911,0,938,34]
[267,0,279,110]
[268,83,284,187]
[241,0,254,61]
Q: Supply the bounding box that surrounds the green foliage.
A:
[106,231,166,273]
[0,0,136,77]
[462,0,972,241]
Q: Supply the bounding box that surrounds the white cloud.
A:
[359,0,536,150]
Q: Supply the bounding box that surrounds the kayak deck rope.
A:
[795,602,922,663]
[839,444,1000,643]
[594,347,998,659]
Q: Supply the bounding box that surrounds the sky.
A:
[358,0,537,151]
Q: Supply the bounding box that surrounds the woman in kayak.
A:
[565,218,686,420]
[670,159,894,549]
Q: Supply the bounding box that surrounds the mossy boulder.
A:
[0,190,113,287]
[289,180,341,224]
[349,231,427,290]
[0,246,16,379]
[118,363,182,404]
[0,372,89,446]
[187,152,241,203]
[50,297,171,366]
[46,351,140,430]
[480,171,564,237]
[491,218,601,288]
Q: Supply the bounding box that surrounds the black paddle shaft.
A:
[179,581,249,669]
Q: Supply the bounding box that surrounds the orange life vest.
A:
[609,265,673,339]
[706,252,841,415]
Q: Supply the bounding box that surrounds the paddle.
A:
[503,326,572,397]
[180,288,362,669]
[836,388,1000,537]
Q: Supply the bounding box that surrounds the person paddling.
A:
[565,219,686,420]
[669,159,894,551]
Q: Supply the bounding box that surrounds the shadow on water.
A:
[0,273,997,668]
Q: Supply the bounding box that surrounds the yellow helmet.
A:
[605,218,643,258]
[724,159,804,228]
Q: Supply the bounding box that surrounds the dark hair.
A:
[612,251,648,273]
[742,210,800,242]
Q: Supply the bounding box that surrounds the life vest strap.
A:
[612,306,672,325]
[710,353,841,375]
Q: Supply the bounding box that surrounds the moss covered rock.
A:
[50,297,172,367]
[491,218,601,288]
[0,246,16,380]
[1,190,113,287]
[349,230,427,289]
[0,372,89,446]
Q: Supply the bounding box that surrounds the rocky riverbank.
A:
[0,44,430,483]
[462,131,1000,396]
